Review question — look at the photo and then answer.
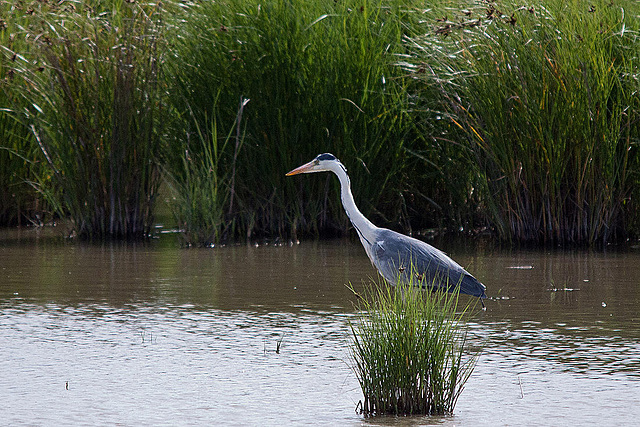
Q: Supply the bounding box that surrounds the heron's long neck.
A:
[331,163,377,245]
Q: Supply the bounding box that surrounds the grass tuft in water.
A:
[349,276,478,416]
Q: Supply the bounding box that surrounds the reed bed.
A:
[1,0,639,244]
[164,96,249,246]
[350,278,478,416]
[0,1,46,225]
[6,0,166,238]
[0,87,39,226]
[408,0,640,244]
[164,0,424,242]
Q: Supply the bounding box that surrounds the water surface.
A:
[1,229,639,425]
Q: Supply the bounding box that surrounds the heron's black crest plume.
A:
[317,153,336,161]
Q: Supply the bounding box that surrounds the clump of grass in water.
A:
[349,277,479,416]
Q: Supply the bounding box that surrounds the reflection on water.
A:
[0,229,639,425]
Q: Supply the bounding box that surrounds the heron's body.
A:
[364,228,486,297]
[287,153,486,299]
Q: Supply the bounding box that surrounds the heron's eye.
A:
[314,159,320,166]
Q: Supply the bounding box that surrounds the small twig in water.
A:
[276,333,284,354]
[518,375,524,399]
[140,329,156,344]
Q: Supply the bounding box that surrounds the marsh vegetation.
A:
[350,279,478,415]
[1,0,639,244]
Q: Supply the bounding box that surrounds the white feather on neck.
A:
[327,161,378,251]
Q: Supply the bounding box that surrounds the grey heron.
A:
[286,153,487,300]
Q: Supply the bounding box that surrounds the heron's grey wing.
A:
[370,238,401,285]
[372,229,486,298]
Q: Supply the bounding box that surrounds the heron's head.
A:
[286,153,342,176]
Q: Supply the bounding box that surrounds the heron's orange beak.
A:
[285,161,316,176]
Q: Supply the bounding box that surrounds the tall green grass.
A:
[1,0,639,244]
[164,96,249,246]
[409,0,640,244]
[165,0,424,242]
[350,278,478,415]
[10,0,166,238]
[0,1,47,226]
[0,86,39,226]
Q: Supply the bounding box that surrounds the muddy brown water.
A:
[1,229,639,426]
